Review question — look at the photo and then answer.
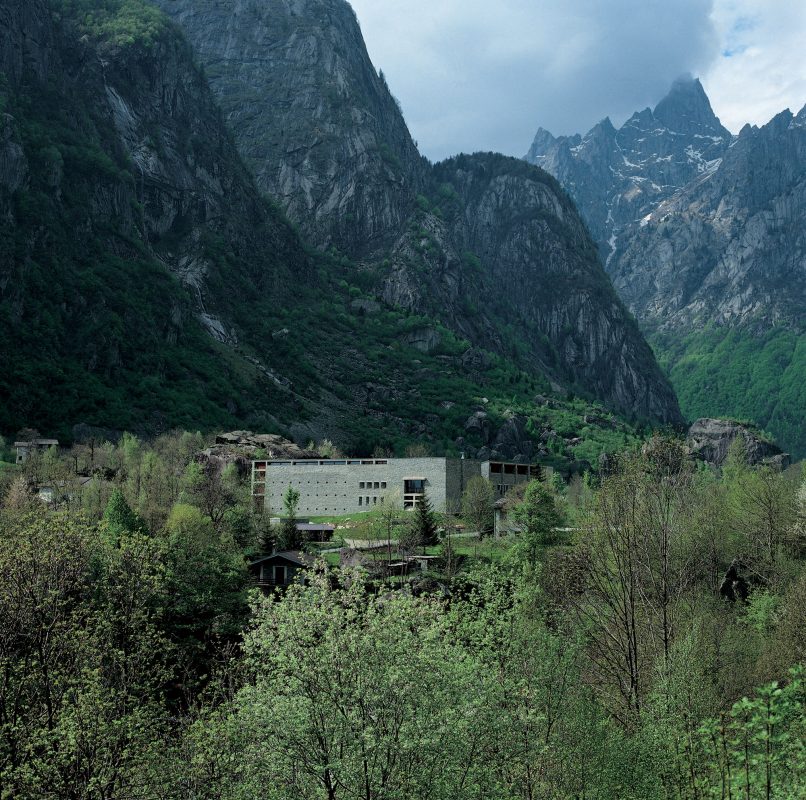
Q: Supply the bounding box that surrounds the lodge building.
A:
[251,456,541,516]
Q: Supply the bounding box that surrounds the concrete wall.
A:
[254,458,479,516]
[481,462,542,498]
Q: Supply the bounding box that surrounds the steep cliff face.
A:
[152,0,426,254]
[381,154,680,422]
[615,106,806,328]
[157,0,682,425]
[526,78,806,455]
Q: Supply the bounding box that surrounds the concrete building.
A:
[251,457,541,517]
[14,438,59,464]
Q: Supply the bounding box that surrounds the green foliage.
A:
[102,487,144,540]
[54,0,168,48]
[0,434,805,798]
[461,475,494,536]
[510,479,563,568]
[411,490,438,546]
[653,324,806,458]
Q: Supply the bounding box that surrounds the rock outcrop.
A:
[197,431,321,474]
[686,418,789,469]
[151,0,427,255]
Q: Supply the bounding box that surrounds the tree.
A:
[461,476,494,537]
[276,485,302,551]
[411,490,438,547]
[510,480,562,570]
[3,476,38,512]
[169,571,489,799]
[0,512,170,798]
[570,439,697,724]
[103,487,145,540]
[182,460,242,532]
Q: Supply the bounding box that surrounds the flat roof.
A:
[252,457,538,467]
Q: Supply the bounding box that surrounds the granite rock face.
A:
[0,0,310,334]
[152,0,426,255]
[157,0,682,425]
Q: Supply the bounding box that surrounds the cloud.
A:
[349,0,720,160]
[703,0,806,132]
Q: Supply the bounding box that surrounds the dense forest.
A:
[0,431,804,798]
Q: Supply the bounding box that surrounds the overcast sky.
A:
[348,0,806,161]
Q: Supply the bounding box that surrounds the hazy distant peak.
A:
[653,75,729,138]
[524,126,559,161]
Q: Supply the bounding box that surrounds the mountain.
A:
[151,0,681,426]
[526,77,806,456]
[0,0,679,468]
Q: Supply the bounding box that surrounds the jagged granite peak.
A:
[151,0,427,255]
[156,0,682,425]
[653,75,730,138]
[525,76,734,259]
[525,126,563,162]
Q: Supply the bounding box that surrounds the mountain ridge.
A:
[153,0,682,426]
[525,76,806,455]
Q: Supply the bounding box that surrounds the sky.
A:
[348,0,806,161]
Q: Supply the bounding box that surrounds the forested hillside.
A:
[0,431,804,798]
[150,0,683,426]
[0,0,656,465]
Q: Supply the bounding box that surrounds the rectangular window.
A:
[359,497,363,506]
[359,481,365,489]
[373,497,377,504]
[381,481,387,489]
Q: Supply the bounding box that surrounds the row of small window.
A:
[358,496,384,506]
[359,481,387,489]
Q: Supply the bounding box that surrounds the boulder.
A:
[401,327,442,353]
[490,414,535,461]
[686,418,789,469]
[197,431,320,476]
[461,347,494,371]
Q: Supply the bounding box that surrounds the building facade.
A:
[14,439,59,464]
[251,457,541,517]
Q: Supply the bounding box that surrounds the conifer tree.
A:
[411,490,438,547]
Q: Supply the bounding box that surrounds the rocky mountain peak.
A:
[524,75,806,457]
[525,127,559,161]
[653,75,729,138]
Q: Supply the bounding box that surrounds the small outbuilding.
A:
[248,551,315,591]
[296,522,336,542]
